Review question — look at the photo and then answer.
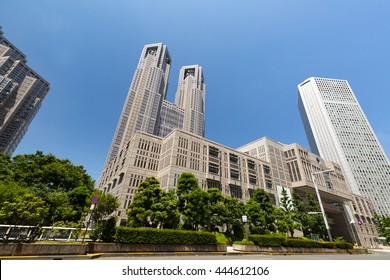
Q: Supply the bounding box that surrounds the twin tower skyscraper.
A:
[103,43,205,169]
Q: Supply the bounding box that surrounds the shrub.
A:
[284,238,322,248]
[90,224,102,242]
[89,217,117,242]
[319,241,337,249]
[233,239,254,245]
[223,232,242,245]
[249,234,285,247]
[334,241,353,249]
[215,232,229,245]
[114,227,217,245]
[100,217,117,242]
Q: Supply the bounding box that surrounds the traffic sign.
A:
[91,195,98,205]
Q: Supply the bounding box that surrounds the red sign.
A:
[91,195,98,205]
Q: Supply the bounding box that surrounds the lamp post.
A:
[242,215,249,241]
[311,170,333,242]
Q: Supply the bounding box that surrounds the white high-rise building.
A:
[99,44,206,183]
[174,65,205,137]
[103,43,171,166]
[298,77,390,215]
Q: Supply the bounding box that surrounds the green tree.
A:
[127,177,180,229]
[176,172,200,213]
[0,182,28,206]
[153,190,180,229]
[291,190,309,236]
[0,151,95,225]
[0,154,14,183]
[0,193,48,225]
[68,186,93,221]
[373,213,390,243]
[176,172,211,230]
[246,189,276,234]
[127,176,165,228]
[89,191,119,224]
[207,188,225,231]
[275,187,297,237]
[45,191,77,225]
[305,192,326,238]
[10,152,94,195]
[88,191,119,241]
[182,187,210,230]
[222,196,245,238]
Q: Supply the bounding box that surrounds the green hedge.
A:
[284,238,322,248]
[114,227,217,245]
[334,241,353,249]
[249,234,285,247]
[319,241,337,249]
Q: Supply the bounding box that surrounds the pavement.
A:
[2,246,389,260]
[0,246,255,260]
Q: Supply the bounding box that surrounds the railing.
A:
[0,224,93,242]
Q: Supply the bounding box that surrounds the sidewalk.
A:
[0,245,377,260]
[0,246,247,260]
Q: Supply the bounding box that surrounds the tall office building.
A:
[100,43,205,177]
[0,27,50,154]
[103,43,171,165]
[174,65,205,137]
[298,77,390,215]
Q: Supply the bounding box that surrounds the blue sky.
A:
[2,0,390,181]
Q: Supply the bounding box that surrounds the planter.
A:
[0,243,227,256]
[0,243,87,256]
[232,244,369,254]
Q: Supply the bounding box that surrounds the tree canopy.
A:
[374,213,390,242]
[246,189,276,234]
[127,177,180,229]
[0,151,95,226]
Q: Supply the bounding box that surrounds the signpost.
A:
[82,195,99,243]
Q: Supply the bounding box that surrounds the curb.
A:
[0,253,102,260]
[0,248,374,259]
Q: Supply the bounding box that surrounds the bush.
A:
[223,232,243,245]
[319,241,337,249]
[249,234,285,247]
[101,217,117,242]
[284,238,322,248]
[114,227,217,245]
[233,239,254,245]
[334,241,353,249]
[214,232,229,245]
[90,224,102,242]
[89,217,117,242]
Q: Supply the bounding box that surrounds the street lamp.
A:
[311,169,333,242]
[242,215,249,241]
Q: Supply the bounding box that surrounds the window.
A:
[266,180,273,189]
[230,169,239,180]
[263,165,271,175]
[229,184,242,199]
[209,163,219,174]
[207,179,222,191]
[229,153,238,164]
[209,146,219,158]
[247,160,255,170]
[118,173,124,184]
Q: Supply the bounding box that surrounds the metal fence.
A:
[0,224,92,242]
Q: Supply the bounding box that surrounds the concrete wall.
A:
[232,244,368,254]
[0,243,227,256]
